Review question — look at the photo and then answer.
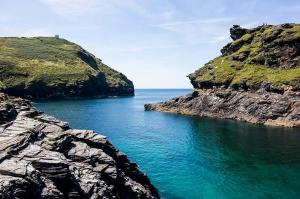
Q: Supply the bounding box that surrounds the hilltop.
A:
[145,24,300,127]
[0,37,134,99]
[189,23,300,92]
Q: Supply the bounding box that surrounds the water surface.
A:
[35,89,300,199]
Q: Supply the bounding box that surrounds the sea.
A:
[34,89,300,199]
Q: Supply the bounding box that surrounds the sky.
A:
[0,0,300,88]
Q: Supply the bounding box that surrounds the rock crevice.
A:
[145,88,300,127]
[0,93,159,199]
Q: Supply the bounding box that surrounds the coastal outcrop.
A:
[0,37,134,99]
[145,88,300,127]
[0,93,159,198]
[145,23,300,127]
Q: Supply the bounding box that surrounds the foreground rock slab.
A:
[0,93,159,199]
[145,88,300,127]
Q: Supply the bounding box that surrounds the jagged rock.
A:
[145,88,300,127]
[147,23,300,127]
[230,25,249,40]
[0,93,159,199]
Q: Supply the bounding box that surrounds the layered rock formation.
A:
[0,93,159,198]
[145,88,300,127]
[0,37,134,99]
[145,24,300,127]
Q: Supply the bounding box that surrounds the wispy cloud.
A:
[39,0,177,22]
[160,9,176,21]
[39,0,100,16]
[155,17,235,27]
[153,17,235,44]
[39,0,159,19]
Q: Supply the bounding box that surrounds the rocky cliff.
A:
[0,93,159,198]
[0,37,134,99]
[145,24,300,127]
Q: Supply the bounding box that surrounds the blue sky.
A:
[1,0,299,88]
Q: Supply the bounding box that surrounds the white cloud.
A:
[160,9,176,21]
[39,0,104,17]
[155,17,235,27]
[153,17,234,44]
[39,0,176,22]
[39,0,155,19]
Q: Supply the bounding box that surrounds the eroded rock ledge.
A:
[145,24,300,128]
[0,93,159,199]
[145,88,300,127]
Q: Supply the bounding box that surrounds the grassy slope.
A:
[189,24,300,90]
[0,37,132,92]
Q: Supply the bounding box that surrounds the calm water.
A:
[34,89,300,199]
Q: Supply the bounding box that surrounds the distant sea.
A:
[35,89,300,199]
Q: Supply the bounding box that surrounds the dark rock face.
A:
[262,29,300,69]
[221,23,300,69]
[229,25,249,41]
[0,93,159,199]
[145,88,300,127]
[2,73,134,100]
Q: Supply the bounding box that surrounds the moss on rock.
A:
[189,23,300,91]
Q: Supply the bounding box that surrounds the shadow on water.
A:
[187,117,300,163]
[182,117,300,199]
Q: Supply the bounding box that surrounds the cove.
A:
[34,89,300,199]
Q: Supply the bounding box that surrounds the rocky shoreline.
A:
[145,88,300,127]
[145,24,300,128]
[0,93,159,199]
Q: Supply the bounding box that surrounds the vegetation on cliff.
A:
[0,37,134,98]
[189,23,300,92]
[146,23,300,127]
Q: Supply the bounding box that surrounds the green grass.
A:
[0,37,131,90]
[195,57,300,89]
[195,57,236,84]
[232,33,253,45]
[231,65,300,87]
[280,25,300,39]
[190,24,300,90]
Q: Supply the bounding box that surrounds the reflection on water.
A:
[35,89,300,199]
[188,117,300,163]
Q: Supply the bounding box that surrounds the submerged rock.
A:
[0,93,159,199]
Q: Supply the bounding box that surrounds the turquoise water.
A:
[34,89,300,199]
